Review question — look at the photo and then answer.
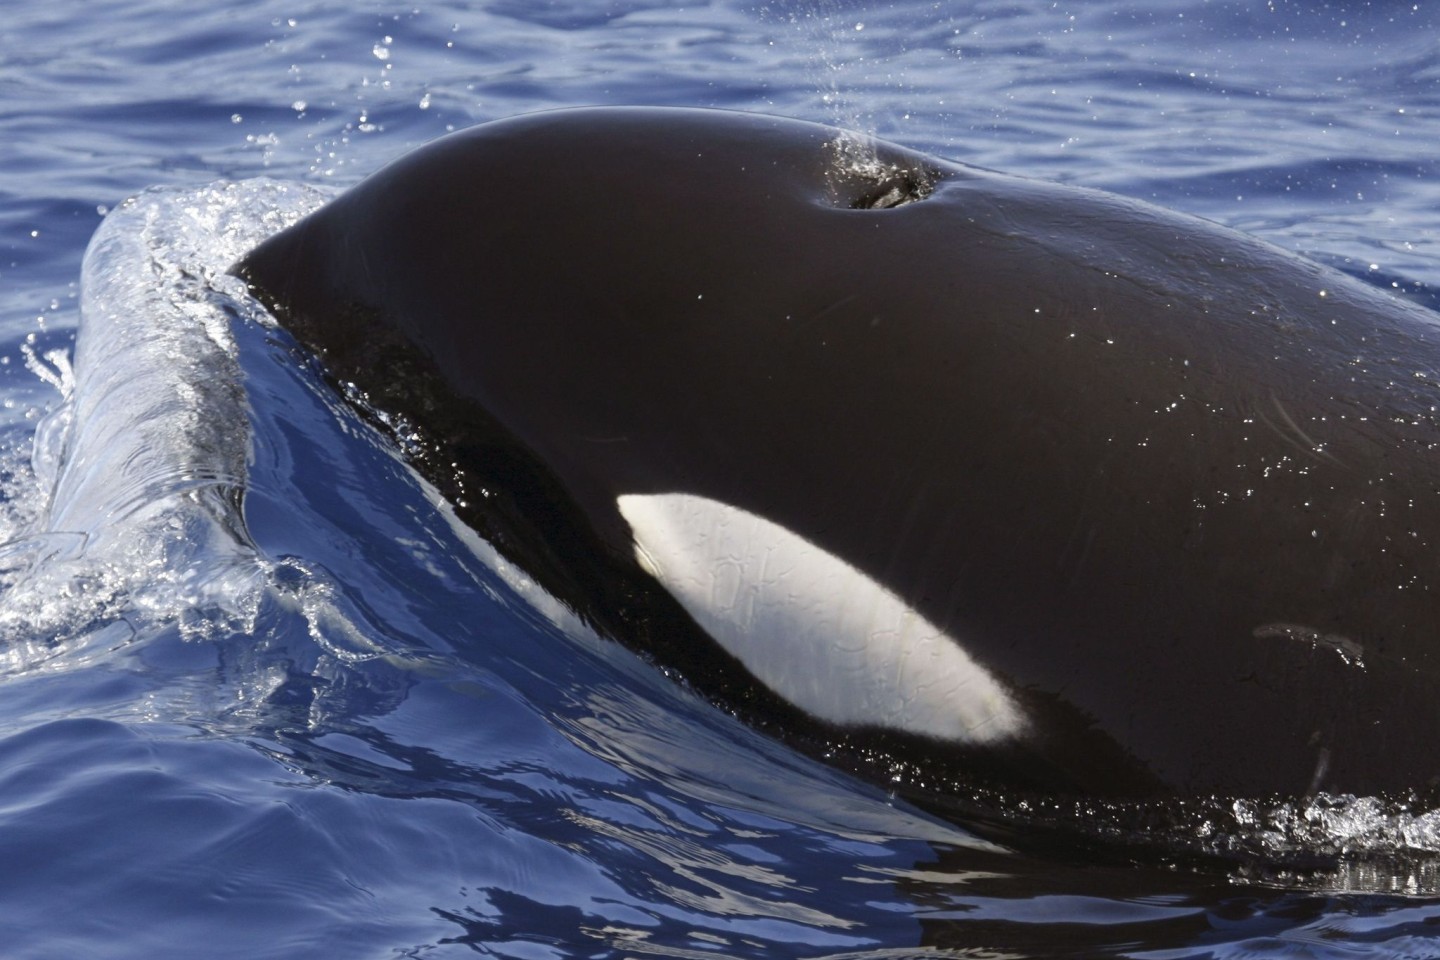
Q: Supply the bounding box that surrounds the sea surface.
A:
[3,1,1440,957]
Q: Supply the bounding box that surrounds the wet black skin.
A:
[235,106,1440,803]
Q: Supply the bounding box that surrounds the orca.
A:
[234,106,1440,802]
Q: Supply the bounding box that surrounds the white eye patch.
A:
[616,492,1026,744]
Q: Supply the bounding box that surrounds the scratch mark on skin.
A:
[1264,393,1345,466]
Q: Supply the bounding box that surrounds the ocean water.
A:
[3,1,1440,957]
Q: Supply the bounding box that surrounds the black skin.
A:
[235,106,1440,803]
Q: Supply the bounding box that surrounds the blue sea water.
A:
[3,1,1440,957]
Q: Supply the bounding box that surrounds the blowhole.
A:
[851,171,934,210]
[825,133,939,210]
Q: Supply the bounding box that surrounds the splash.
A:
[0,180,337,661]
[918,780,1440,892]
[1217,793,1440,892]
[757,0,930,148]
[759,1,876,134]
[753,4,937,207]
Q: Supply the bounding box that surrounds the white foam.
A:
[617,492,1026,743]
[0,180,331,650]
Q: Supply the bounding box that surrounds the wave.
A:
[0,181,333,651]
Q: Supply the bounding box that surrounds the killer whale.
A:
[235,106,1440,802]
